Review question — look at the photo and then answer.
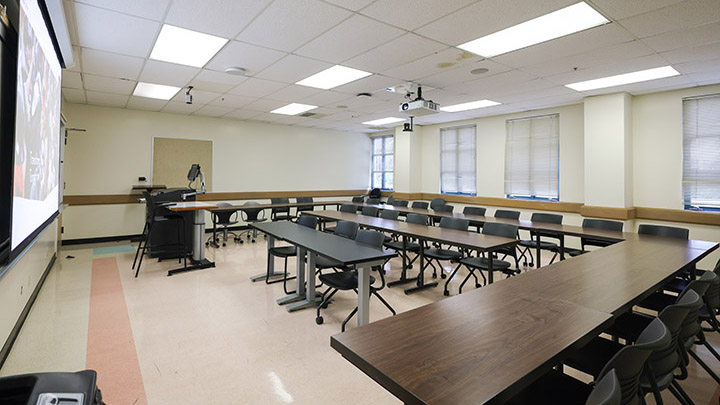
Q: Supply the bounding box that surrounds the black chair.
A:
[366,197,380,205]
[266,215,319,293]
[316,229,395,331]
[386,193,395,205]
[494,209,520,219]
[567,218,624,257]
[314,221,359,272]
[429,198,445,210]
[435,204,454,213]
[236,201,266,243]
[517,213,563,268]
[421,217,469,280]
[132,191,187,277]
[698,262,720,337]
[206,202,239,247]
[379,210,400,221]
[368,188,382,200]
[446,222,519,295]
[411,201,429,209]
[392,199,409,207]
[325,204,358,233]
[270,197,293,221]
[361,206,379,216]
[295,196,314,216]
[384,213,428,273]
[585,369,622,405]
[508,369,622,405]
[638,224,689,239]
[463,206,486,232]
[352,196,365,203]
[510,318,670,405]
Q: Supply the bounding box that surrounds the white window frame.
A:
[440,125,477,196]
[682,93,720,211]
[371,135,394,190]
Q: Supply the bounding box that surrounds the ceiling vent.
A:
[299,112,326,118]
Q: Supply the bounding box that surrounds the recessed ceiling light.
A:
[458,2,609,58]
[224,66,246,76]
[362,117,405,126]
[565,66,680,91]
[270,103,318,115]
[150,24,228,68]
[440,100,501,112]
[470,67,489,75]
[133,82,181,100]
[296,65,372,90]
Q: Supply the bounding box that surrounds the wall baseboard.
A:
[0,253,56,370]
[61,225,252,246]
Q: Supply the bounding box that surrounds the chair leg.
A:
[282,257,297,295]
[316,288,339,325]
[132,222,149,270]
[701,339,720,363]
[341,306,358,332]
[688,349,720,384]
[670,380,696,405]
[443,263,464,296]
[372,291,396,315]
[135,220,154,277]
[458,269,475,295]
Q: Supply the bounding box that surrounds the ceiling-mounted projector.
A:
[398,85,439,116]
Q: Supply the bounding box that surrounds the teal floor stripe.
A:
[92,245,136,256]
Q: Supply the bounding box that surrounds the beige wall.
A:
[61,104,371,239]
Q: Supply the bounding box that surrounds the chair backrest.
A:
[392,200,409,207]
[297,215,318,229]
[339,204,357,213]
[530,212,563,224]
[355,229,385,248]
[352,196,365,203]
[369,188,382,199]
[296,197,314,212]
[706,260,720,313]
[463,206,486,216]
[439,216,469,231]
[296,197,313,204]
[436,204,454,213]
[582,218,624,232]
[142,191,169,219]
[482,222,518,239]
[638,224,689,239]
[386,193,395,205]
[213,202,237,224]
[494,209,520,219]
[361,206,379,217]
[334,220,359,239]
[270,197,290,214]
[242,201,265,221]
[412,201,429,209]
[366,197,380,205]
[379,210,400,220]
[430,198,446,210]
[648,290,700,379]
[679,271,717,343]
[586,369,621,405]
[597,318,670,405]
[406,213,430,226]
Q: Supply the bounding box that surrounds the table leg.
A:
[357,265,370,326]
[285,250,321,311]
[277,246,306,305]
[405,242,437,294]
[488,249,494,284]
[168,209,215,276]
[388,234,418,287]
[250,235,285,282]
[560,235,565,261]
[535,232,541,269]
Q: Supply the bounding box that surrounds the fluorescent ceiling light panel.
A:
[440,99,501,112]
[133,82,181,100]
[270,103,318,115]
[565,66,680,91]
[150,24,228,67]
[296,65,372,89]
[458,2,608,57]
[362,117,405,126]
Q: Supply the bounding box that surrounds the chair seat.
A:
[315,255,344,269]
[460,256,512,271]
[567,249,588,257]
[424,248,462,261]
[273,214,293,221]
[637,291,675,312]
[319,271,376,290]
[564,337,622,378]
[606,311,653,343]
[518,240,558,249]
[506,369,592,405]
[269,246,297,258]
[384,240,421,252]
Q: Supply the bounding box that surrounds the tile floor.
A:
[1,234,719,404]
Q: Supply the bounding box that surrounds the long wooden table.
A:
[332,221,718,403]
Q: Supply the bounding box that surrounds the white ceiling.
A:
[60,0,720,133]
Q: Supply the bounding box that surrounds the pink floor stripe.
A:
[87,257,147,405]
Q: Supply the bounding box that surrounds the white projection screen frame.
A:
[11,0,62,251]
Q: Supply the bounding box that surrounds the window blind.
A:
[371,135,394,190]
[683,94,720,208]
[440,125,476,195]
[505,114,559,199]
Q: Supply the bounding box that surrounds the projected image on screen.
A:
[11,0,61,249]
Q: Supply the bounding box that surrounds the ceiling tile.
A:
[205,41,286,76]
[236,0,353,52]
[228,78,288,98]
[590,0,686,20]
[126,96,167,111]
[62,88,86,103]
[193,105,234,117]
[73,3,160,58]
[332,74,400,95]
[82,74,136,94]
[360,0,476,31]
[254,54,332,84]
[660,41,720,64]
[62,71,83,89]
[543,54,672,86]
[381,47,482,82]
[443,69,538,95]
[298,90,352,107]
[170,89,221,104]
[419,60,513,88]
[295,15,404,63]
[162,101,203,114]
[208,94,257,108]
[345,34,446,73]
[322,0,375,11]
[242,98,289,112]
[190,69,248,93]
[266,85,324,102]
[75,0,170,21]
[641,22,720,53]
[224,109,262,120]
[415,0,577,46]
[618,0,720,38]
[165,0,272,38]
[138,60,200,87]
[85,90,129,107]
[81,48,144,79]
[673,56,720,75]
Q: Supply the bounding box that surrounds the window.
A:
[440,125,476,195]
[371,135,393,190]
[505,114,559,200]
[683,94,720,210]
